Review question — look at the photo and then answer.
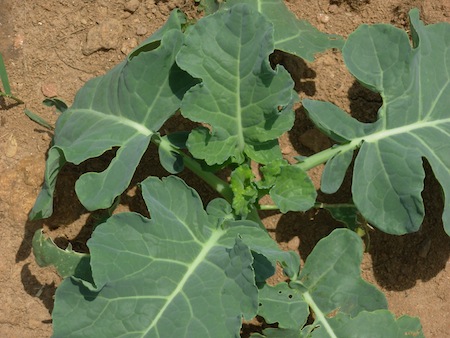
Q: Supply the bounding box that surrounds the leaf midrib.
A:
[143,229,225,336]
[70,108,153,136]
[364,117,450,143]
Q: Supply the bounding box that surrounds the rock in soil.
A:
[83,19,123,56]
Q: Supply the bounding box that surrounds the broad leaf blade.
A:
[224,0,344,61]
[52,176,259,337]
[177,4,295,165]
[304,10,450,235]
[30,12,198,218]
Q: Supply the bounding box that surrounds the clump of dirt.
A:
[0,0,449,337]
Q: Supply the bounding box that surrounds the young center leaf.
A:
[223,0,344,61]
[30,11,198,219]
[177,4,296,166]
[51,176,298,337]
[303,9,450,235]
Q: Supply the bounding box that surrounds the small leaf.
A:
[43,98,68,113]
[257,159,286,189]
[24,109,54,131]
[324,204,359,231]
[32,230,92,282]
[158,133,188,174]
[321,149,353,194]
[230,164,258,217]
[0,53,11,95]
[270,165,317,213]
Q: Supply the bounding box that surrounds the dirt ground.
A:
[0,0,449,337]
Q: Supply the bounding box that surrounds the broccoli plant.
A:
[31,1,450,336]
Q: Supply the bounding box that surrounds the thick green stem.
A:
[296,140,360,171]
[258,202,356,212]
[154,136,234,202]
[180,153,234,202]
[302,290,338,338]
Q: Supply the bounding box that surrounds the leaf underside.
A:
[304,9,450,235]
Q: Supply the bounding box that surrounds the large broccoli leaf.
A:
[177,4,296,165]
[303,9,450,235]
[51,176,297,337]
[30,11,197,219]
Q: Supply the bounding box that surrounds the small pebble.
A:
[124,0,141,13]
[318,13,330,24]
[328,4,338,13]
[83,19,123,55]
[136,26,148,36]
[121,38,139,55]
[5,134,17,158]
[41,82,58,97]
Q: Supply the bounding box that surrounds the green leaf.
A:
[43,98,68,113]
[257,159,286,189]
[324,204,359,231]
[24,108,54,131]
[177,4,295,165]
[321,149,353,194]
[0,53,12,95]
[30,147,66,219]
[157,132,188,174]
[32,230,92,282]
[311,311,424,338]
[256,230,423,337]
[224,0,344,61]
[303,10,450,235]
[258,283,309,329]
[52,176,257,337]
[294,229,387,317]
[270,165,317,213]
[230,164,258,217]
[51,176,297,337]
[30,12,198,219]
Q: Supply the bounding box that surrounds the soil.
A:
[0,0,449,337]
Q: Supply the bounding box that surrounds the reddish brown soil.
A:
[0,0,449,337]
